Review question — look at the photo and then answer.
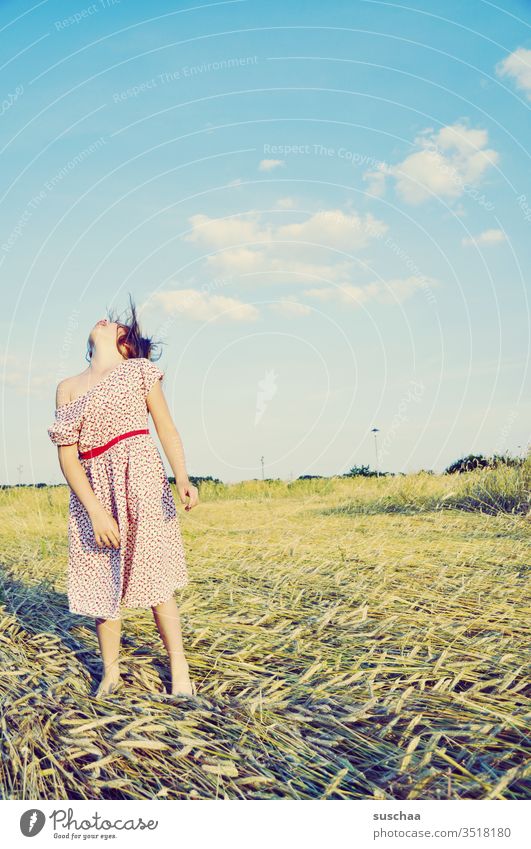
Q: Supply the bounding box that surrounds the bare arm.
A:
[54,383,120,548]
[57,443,101,516]
[147,379,199,511]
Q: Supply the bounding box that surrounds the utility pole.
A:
[260,455,264,480]
[371,428,380,477]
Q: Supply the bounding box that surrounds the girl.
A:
[47,297,199,699]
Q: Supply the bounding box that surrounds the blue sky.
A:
[0,0,529,484]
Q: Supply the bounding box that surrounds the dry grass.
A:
[0,469,529,800]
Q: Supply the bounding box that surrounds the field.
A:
[0,464,529,800]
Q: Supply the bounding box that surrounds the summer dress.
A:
[47,357,188,619]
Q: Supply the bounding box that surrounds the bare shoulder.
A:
[55,369,89,406]
[55,377,74,407]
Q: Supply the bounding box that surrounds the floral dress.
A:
[47,357,188,619]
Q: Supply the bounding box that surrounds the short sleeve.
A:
[47,404,82,446]
[141,358,164,400]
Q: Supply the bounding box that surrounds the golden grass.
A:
[0,469,529,800]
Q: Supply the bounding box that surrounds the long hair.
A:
[86,293,163,363]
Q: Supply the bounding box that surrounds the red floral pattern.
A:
[47,357,188,619]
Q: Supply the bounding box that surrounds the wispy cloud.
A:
[277,208,388,250]
[461,228,506,247]
[183,207,388,288]
[152,289,259,322]
[275,196,297,208]
[259,159,285,171]
[496,47,531,100]
[269,298,312,316]
[363,162,390,198]
[363,122,499,204]
[304,275,436,306]
[185,212,271,248]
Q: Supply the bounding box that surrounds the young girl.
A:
[47,298,199,699]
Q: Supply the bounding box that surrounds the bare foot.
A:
[95,667,122,698]
[170,660,195,696]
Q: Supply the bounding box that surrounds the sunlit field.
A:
[0,462,529,800]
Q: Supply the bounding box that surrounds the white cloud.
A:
[451,204,467,218]
[363,162,390,197]
[1,356,34,389]
[186,208,386,253]
[269,299,312,316]
[205,250,357,282]
[184,208,387,282]
[276,196,297,208]
[461,228,506,247]
[259,159,285,171]
[305,282,379,305]
[173,207,426,313]
[184,213,271,248]
[496,47,531,99]
[363,122,499,205]
[304,275,436,306]
[204,247,267,275]
[277,209,388,250]
[152,289,259,322]
[268,258,357,284]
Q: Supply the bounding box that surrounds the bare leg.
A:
[151,597,194,696]
[94,617,122,696]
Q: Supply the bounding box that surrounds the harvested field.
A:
[0,467,529,800]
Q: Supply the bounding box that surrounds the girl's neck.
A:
[89,349,127,374]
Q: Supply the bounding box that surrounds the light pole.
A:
[371,428,380,477]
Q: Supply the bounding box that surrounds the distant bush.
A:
[445,453,525,475]
[168,475,223,487]
[342,465,378,478]
[442,453,530,516]
[487,453,525,469]
[445,454,490,474]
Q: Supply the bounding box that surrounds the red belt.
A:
[78,429,150,460]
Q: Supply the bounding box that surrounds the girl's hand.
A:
[89,503,121,549]
[176,478,199,512]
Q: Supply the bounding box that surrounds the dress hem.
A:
[68,581,188,619]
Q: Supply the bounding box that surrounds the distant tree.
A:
[445,454,489,474]
[487,453,524,468]
[343,464,378,478]
[297,474,324,480]
[168,474,223,486]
